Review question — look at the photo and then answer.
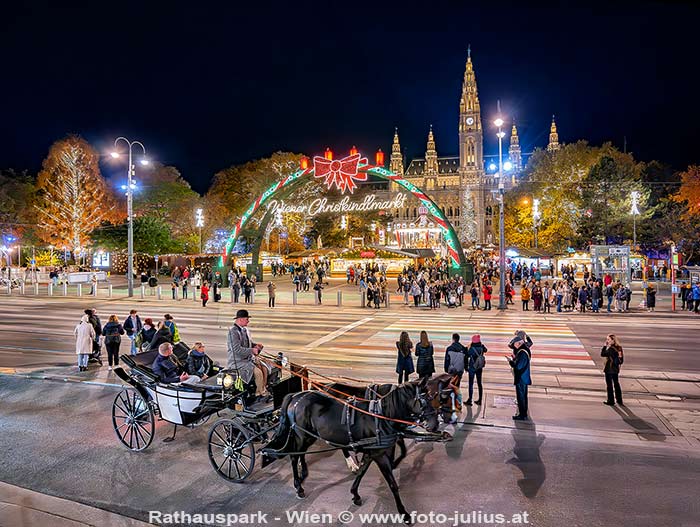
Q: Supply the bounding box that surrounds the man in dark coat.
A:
[508,335,532,421]
[152,342,191,384]
[123,309,143,355]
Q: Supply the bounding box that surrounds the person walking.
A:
[201,281,210,307]
[410,280,421,307]
[521,284,531,311]
[692,282,700,313]
[470,282,480,310]
[466,334,487,406]
[395,331,414,384]
[601,334,624,406]
[182,278,189,299]
[508,334,532,420]
[578,285,588,313]
[444,333,467,385]
[103,315,125,371]
[542,282,551,313]
[314,280,325,305]
[532,283,543,312]
[414,330,435,379]
[267,281,276,308]
[123,309,143,356]
[482,281,492,310]
[74,314,95,372]
[232,275,241,303]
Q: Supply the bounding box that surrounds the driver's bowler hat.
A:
[235,309,251,319]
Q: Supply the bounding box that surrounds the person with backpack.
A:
[444,333,467,385]
[466,334,488,406]
[601,334,624,406]
[102,315,125,370]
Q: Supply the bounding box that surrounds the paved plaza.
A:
[1,278,699,527]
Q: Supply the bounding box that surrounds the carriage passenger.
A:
[187,342,214,380]
[152,342,201,384]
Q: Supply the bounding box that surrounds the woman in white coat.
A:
[75,314,96,371]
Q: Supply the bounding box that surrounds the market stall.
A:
[329,247,416,277]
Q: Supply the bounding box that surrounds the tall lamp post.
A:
[195,208,205,254]
[495,107,507,310]
[630,191,640,250]
[111,137,148,297]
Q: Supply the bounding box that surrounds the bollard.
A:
[109,284,113,298]
[34,283,39,295]
[140,285,145,299]
[157,286,162,300]
[361,291,366,308]
[193,289,198,302]
[48,283,53,296]
[293,289,298,305]
[337,291,342,306]
[251,290,255,304]
[93,284,98,297]
[315,290,320,305]
[63,282,68,296]
[7,282,11,295]
[385,293,390,308]
[230,288,235,304]
[19,282,25,295]
[77,284,82,297]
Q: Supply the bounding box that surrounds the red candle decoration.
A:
[300,156,309,169]
[375,148,385,166]
[324,147,333,160]
[350,145,359,156]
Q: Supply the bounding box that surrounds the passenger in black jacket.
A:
[601,334,624,406]
[152,343,190,384]
[186,342,213,379]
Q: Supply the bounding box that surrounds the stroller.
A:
[447,291,458,308]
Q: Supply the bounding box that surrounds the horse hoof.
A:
[296,490,306,500]
[403,513,413,525]
[352,497,362,506]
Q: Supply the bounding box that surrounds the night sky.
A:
[2,1,699,193]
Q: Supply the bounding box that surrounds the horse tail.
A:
[262,392,296,458]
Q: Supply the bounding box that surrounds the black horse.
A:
[321,374,459,472]
[263,377,442,524]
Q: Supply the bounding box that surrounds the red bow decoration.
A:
[313,154,368,194]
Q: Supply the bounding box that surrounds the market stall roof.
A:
[397,248,436,258]
[286,248,341,258]
[507,247,553,258]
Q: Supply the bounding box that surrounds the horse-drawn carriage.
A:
[112,345,456,523]
[112,346,307,482]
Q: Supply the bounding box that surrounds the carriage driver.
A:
[226,309,270,400]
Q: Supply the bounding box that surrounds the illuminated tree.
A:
[460,190,477,244]
[35,136,120,253]
[673,165,700,218]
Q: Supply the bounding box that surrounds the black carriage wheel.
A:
[208,419,255,482]
[112,388,155,451]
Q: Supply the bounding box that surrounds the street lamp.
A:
[630,191,640,250]
[195,208,205,254]
[112,137,147,297]
[494,104,507,310]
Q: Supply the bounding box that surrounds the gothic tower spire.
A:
[389,127,403,191]
[424,124,438,190]
[547,115,560,152]
[459,50,483,179]
[508,121,522,178]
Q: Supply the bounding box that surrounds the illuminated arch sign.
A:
[223,154,467,268]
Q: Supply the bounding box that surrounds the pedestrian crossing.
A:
[0,297,596,381]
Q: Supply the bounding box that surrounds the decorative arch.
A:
[222,159,468,269]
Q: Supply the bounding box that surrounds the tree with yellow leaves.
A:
[35,135,121,253]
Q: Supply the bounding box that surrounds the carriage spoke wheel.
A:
[208,419,255,482]
[112,389,155,451]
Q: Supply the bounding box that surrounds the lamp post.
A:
[495,107,507,310]
[630,191,640,251]
[195,208,204,254]
[112,137,148,297]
